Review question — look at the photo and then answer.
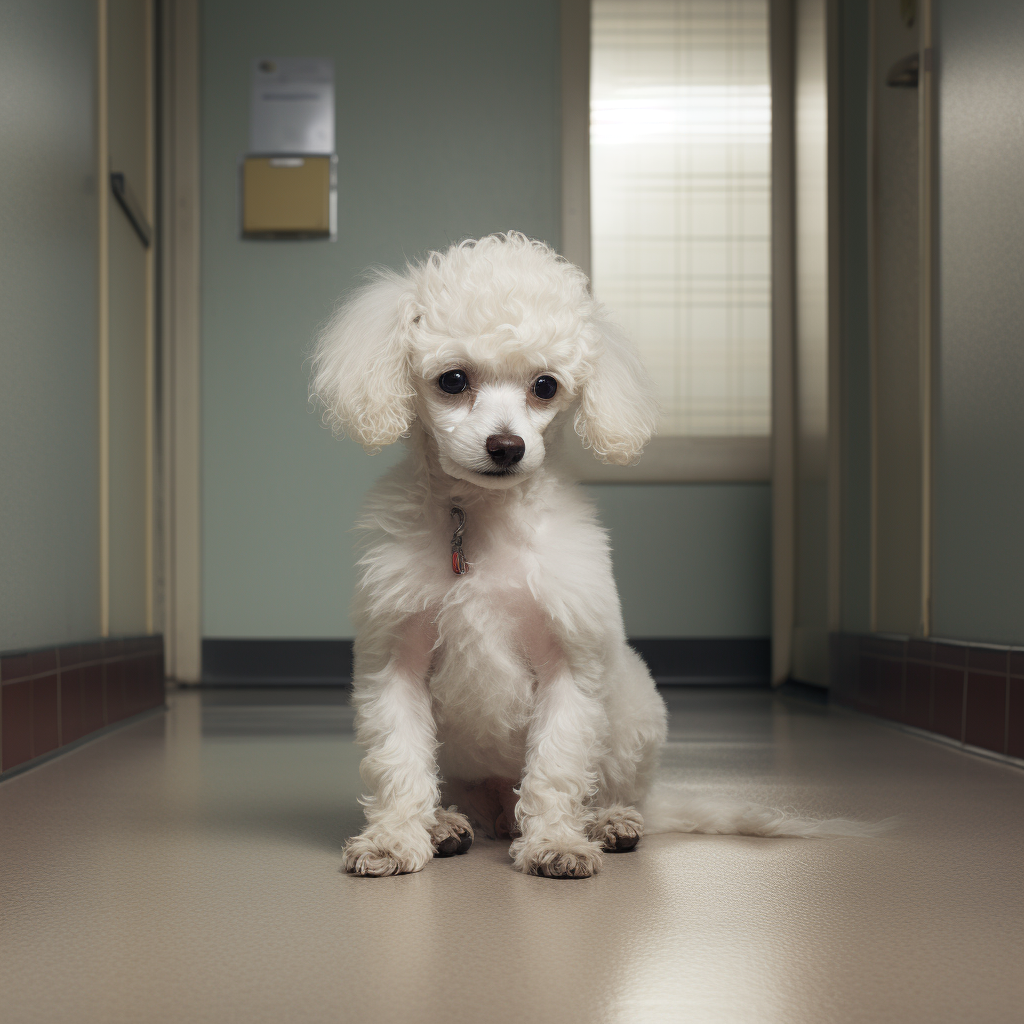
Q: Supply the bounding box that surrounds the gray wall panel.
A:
[932,0,1024,644]
[0,0,100,650]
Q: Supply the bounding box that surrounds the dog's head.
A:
[310,232,656,489]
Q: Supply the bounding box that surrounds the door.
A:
[869,0,927,635]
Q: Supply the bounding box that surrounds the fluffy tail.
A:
[642,783,893,839]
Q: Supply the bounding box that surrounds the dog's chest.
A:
[426,536,545,762]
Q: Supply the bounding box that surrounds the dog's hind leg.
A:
[587,804,644,852]
[588,649,668,853]
[430,806,474,857]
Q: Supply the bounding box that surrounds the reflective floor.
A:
[2,686,1022,1024]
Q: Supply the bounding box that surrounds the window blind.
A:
[591,0,772,438]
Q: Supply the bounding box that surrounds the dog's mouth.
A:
[434,450,531,490]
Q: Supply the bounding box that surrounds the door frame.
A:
[159,0,201,681]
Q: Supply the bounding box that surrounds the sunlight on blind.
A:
[591,0,771,438]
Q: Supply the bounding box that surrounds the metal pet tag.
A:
[450,506,468,575]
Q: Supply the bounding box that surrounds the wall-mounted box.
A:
[241,155,337,240]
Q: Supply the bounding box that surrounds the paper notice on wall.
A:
[250,57,334,154]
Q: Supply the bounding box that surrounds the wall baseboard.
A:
[200,636,771,686]
[629,638,770,684]
[1,635,165,776]
[202,639,353,685]
[830,632,1024,760]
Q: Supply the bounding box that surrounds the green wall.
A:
[200,0,772,640]
[0,0,101,651]
[593,485,770,637]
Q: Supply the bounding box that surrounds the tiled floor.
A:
[1,685,1022,1023]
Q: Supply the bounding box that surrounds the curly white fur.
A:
[311,232,875,879]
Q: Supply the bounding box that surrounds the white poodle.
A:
[311,232,869,878]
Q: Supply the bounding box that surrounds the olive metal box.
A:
[241,154,337,240]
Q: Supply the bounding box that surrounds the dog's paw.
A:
[510,834,604,878]
[430,806,474,857]
[341,827,433,877]
[588,805,644,852]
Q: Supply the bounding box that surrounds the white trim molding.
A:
[97,0,110,636]
[560,0,591,277]
[917,0,935,637]
[776,0,843,687]
[770,0,797,684]
[568,434,771,484]
[144,0,156,634]
[161,0,201,682]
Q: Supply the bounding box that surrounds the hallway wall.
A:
[931,0,1024,646]
[827,1,1024,749]
[200,0,772,641]
[0,0,101,651]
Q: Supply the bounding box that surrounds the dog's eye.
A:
[533,375,558,400]
[438,369,469,394]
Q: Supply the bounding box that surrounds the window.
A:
[566,0,772,480]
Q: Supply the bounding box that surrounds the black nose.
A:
[486,433,526,467]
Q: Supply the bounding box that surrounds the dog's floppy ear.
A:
[574,314,658,465]
[310,271,415,449]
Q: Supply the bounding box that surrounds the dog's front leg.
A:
[510,661,607,878]
[342,616,440,876]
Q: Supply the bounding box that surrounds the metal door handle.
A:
[886,53,919,88]
[110,172,153,248]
